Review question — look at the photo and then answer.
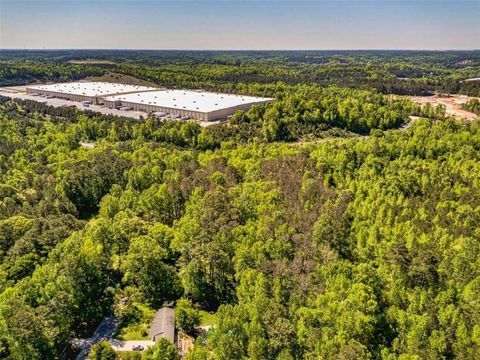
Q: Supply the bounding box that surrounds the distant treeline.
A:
[0,78,447,146]
[1,50,480,95]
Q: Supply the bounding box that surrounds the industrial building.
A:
[25,82,274,121]
[26,82,157,105]
[104,89,274,121]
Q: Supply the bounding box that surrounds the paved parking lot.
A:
[0,86,148,119]
[0,86,222,127]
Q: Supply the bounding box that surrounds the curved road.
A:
[75,315,121,360]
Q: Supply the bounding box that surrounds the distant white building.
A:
[26,82,157,105]
[26,81,274,121]
[104,89,274,121]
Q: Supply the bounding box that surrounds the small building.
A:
[150,307,176,344]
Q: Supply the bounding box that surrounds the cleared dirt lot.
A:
[405,94,479,121]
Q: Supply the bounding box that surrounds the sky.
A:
[0,0,479,50]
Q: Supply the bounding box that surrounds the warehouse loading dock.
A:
[104,89,274,121]
[25,82,274,121]
[26,82,158,105]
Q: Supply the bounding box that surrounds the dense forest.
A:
[0,51,480,360]
[1,50,480,96]
[0,88,479,359]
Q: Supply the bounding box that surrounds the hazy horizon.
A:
[1,0,479,51]
[2,49,480,52]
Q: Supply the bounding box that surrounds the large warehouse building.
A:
[26,82,157,105]
[25,81,274,121]
[104,89,274,121]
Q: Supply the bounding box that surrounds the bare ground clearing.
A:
[402,94,479,121]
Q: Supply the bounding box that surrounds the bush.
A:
[88,341,117,360]
[175,299,200,335]
[142,338,179,360]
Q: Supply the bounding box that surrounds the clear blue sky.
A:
[0,0,479,50]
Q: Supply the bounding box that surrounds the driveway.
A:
[109,339,155,352]
[75,315,121,360]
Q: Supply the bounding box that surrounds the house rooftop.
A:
[150,307,175,344]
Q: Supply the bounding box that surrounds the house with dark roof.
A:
[150,307,176,344]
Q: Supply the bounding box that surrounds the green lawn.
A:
[115,304,155,341]
[116,324,150,341]
[199,310,217,326]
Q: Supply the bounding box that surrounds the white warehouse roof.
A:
[105,89,274,113]
[26,82,157,97]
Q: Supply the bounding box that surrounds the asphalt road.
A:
[75,315,121,360]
